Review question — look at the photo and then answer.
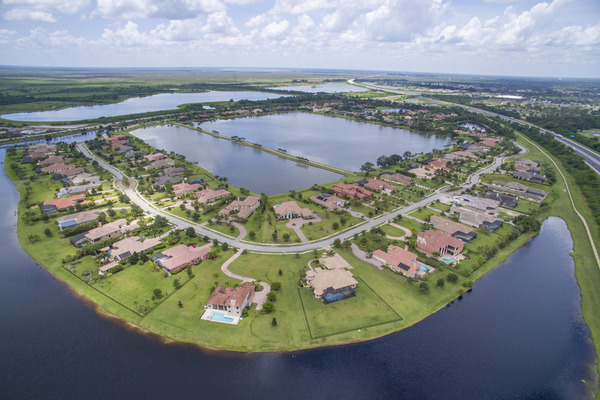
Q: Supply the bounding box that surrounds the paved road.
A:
[348,79,600,176]
[77,132,506,253]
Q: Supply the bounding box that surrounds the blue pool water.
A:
[441,258,456,264]
[209,312,234,323]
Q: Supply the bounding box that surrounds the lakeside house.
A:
[144,158,175,170]
[417,230,464,257]
[452,194,499,213]
[449,205,504,231]
[485,192,519,208]
[305,267,358,303]
[332,182,374,200]
[273,201,315,220]
[357,178,396,193]
[202,284,255,325]
[196,188,231,204]
[154,175,182,188]
[24,144,56,160]
[56,210,103,230]
[143,152,167,163]
[163,167,186,176]
[38,155,63,166]
[108,236,162,262]
[152,243,212,273]
[172,182,202,197]
[430,215,477,243]
[40,193,86,214]
[40,162,70,173]
[487,181,548,202]
[380,172,412,186]
[373,245,433,278]
[219,196,260,219]
[407,167,435,180]
[310,193,346,211]
[84,218,139,243]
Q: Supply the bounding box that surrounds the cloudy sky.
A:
[1,0,599,77]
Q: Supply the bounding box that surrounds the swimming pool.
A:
[208,311,234,323]
[441,258,456,264]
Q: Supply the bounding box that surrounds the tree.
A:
[44,228,53,237]
[271,281,281,291]
[447,273,459,282]
[153,288,163,299]
[271,317,277,326]
[419,282,430,293]
[186,266,194,278]
[282,233,290,242]
[178,301,183,308]
[376,155,389,168]
[278,269,283,276]
[272,231,278,241]
[173,278,182,290]
[360,162,374,176]
[332,222,339,230]
[267,292,277,302]
[333,238,342,248]
[437,278,445,288]
[249,231,256,240]
[221,242,229,251]
[185,227,196,238]
[262,302,274,313]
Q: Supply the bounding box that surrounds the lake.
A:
[130,125,342,195]
[199,113,454,170]
[1,91,288,122]
[269,83,367,93]
[0,147,595,399]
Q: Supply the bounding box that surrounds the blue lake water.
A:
[0,150,595,400]
[1,91,287,122]
[130,125,342,195]
[269,83,367,93]
[199,113,454,170]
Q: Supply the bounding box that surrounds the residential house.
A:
[357,178,396,193]
[196,188,231,204]
[219,196,260,219]
[203,284,255,323]
[172,182,202,197]
[56,183,101,198]
[152,243,212,273]
[450,150,479,161]
[380,172,412,186]
[424,158,451,173]
[450,205,504,231]
[61,167,85,178]
[273,201,315,220]
[154,175,182,188]
[305,268,358,302]
[38,155,63,166]
[488,181,548,202]
[70,173,101,185]
[430,215,477,243]
[332,182,373,200]
[164,167,186,176]
[408,167,435,180]
[417,230,464,257]
[40,194,86,214]
[40,162,70,173]
[452,194,499,213]
[485,192,519,208]
[310,193,346,211]
[514,158,540,172]
[373,245,433,278]
[83,218,138,243]
[56,210,102,230]
[109,236,162,261]
[144,158,175,170]
[513,170,546,183]
[143,152,167,162]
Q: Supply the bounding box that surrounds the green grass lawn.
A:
[379,223,408,237]
[408,207,441,222]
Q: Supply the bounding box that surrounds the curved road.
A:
[77,142,507,253]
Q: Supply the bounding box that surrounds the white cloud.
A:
[260,19,289,39]
[0,28,16,44]
[3,0,89,21]
[4,8,56,21]
[17,27,86,47]
[101,21,152,46]
[95,0,225,20]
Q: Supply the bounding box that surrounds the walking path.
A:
[220,249,271,310]
[231,222,246,241]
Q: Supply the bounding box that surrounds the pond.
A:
[130,125,342,195]
[1,91,288,122]
[199,113,454,170]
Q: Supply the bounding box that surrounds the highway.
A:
[348,79,600,176]
[77,142,507,253]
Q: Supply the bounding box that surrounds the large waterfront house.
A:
[417,230,464,257]
[310,193,346,211]
[430,215,477,243]
[273,201,315,220]
[373,245,433,278]
[332,182,374,200]
[305,267,358,303]
[152,243,212,273]
[202,284,255,325]
[219,196,260,219]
